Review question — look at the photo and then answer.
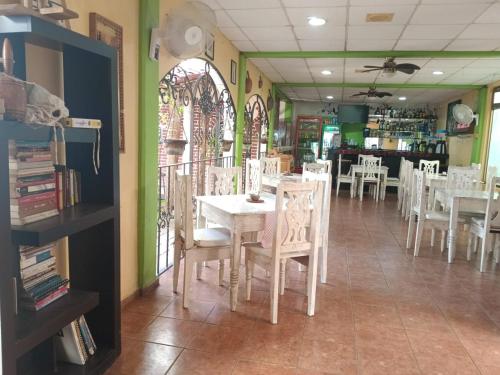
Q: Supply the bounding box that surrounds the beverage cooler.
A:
[294,115,323,171]
[320,121,340,160]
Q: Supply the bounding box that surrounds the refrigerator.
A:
[320,119,340,160]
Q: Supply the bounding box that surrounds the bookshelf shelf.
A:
[15,290,99,358]
[55,347,118,375]
[0,120,98,143]
[11,204,116,246]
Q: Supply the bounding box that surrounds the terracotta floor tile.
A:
[406,329,467,359]
[398,303,452,333]
[298,339,358,375]
[414,352,481,375]
[232,360,297,375]
[135,316,203,347]
[167,349,237,374]
[206,303,258,328]
[123,294,173,316]
[186,323,254,356]
[461,337,500,368]
[121,310,156,338]
[159,298,215,322]
[353,303,403,330]
[358,353,421,375]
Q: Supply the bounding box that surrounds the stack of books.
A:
[9,141,59,225]
[55,315,97,365]
[18,242,69,311]
[55,167,82,210]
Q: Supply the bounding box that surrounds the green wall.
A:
[138,0,159,289]
[341,123,365,146]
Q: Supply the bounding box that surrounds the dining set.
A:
[400,158,500,272]
[172,156,332,324]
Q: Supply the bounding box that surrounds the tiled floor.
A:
[106,193,500,375]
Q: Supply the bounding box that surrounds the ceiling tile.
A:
[253,40,300,51]
[349,5,415,25]
[420,0,493,4]
[294,25,346,40]
[475,4,500,24]
[344,58,386,68]
[466,59,500,68]
[350,0,418,5]
[401,25,465,40]
[282,0,348,6]
[227,9,289,27]
[343,73,379,84]
[394,39,450,50]
[410,4,490,25]
[268,58,308,69]
[216,0,281,9]
[348,25,405,39]
[424,58,476,68]
[375,73,412,83]
[249,59,273,70]
[299,39,346,51]
[192,0,221,10]
[215,10,236,27]
[317,87,343,96]
[242,27,295,41]
[231,40,257,51]
[312,74,344,83]
[286,7,347,26]
[347,39,396,51]
[219,27,247,40]
[446,39,500,51]
[459,24,500,39]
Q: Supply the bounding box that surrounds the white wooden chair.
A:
[262,157,280,176]
[336,154,357,197]
[382,157,404,201]
[202,166,242,283]
[316,159,333,174]
[358,154,374,165]
[303,169,331,284]
[358,156,382,202]
[397,157,407,211]
[407,170,463,257]
[173,172,232,308]
[243,181,323,324]
[446,166,480,191]
[419,159,440,175]
[245,158,263,194]
[303,162,327,174]
[402,160,415,220]
[467,176,500,272]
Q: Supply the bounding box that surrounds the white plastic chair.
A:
[358,156,382,202]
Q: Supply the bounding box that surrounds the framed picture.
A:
[230,59,237,85]
[89,13,125,152]
[205,32,215,60]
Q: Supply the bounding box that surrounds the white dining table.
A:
[261,173,303,190]
[349,165,389,198]
[434,188,497,263]
[196,193,276,311]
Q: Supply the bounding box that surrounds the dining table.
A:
[196,192,276,311]
[434,188,498,263]
[349,164,389,198]
[261,173,303,191]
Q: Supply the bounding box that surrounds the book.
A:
[21,284,68,311]
[20,256,56,280]
[10,198,57,219]
[14,182,56,196]
[74,320,89,362]
[78,315,97,356]
[11,209,59,226]
[55,321,88,365]
[9,159,54,170]
[64,118,102,129]
[20,249,52,269]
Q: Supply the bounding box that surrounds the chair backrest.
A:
[486,166,498,191]
[446,166,480,190]
[302,170,332,232]
[358,154,374,165]
[404,160,414,191]
[361,156,381,180]
[412,170,427,215]
[274,181,323,257]
[337,154,345,178]
[484,175,500,232]
[419,159,440,175]
[303,162,328,174]
[206,166,242,196]
[245,158,263,194]
[316,159,332,174]
[174,171,194,249]
[262,157,280,176]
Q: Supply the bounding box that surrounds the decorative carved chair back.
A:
[484,176,500,231]
[245,158,263,194]
[358,154,374,165]
[404,160,414,191]
[398,157,406,185]
[316,159,332,174]
[302,170,331,231]
[486,167,498,192]
[174,171,194,249]
[446,166,480,191]
[274,181,323,258]
[412,170,427,215]
[361,156,382,180]
[206,166,242,196]
[303,162,327,174]
[262,157,281,176]
[419,159,440,175]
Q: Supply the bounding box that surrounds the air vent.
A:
[366,13,394,22]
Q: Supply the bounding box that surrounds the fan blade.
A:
[375,92,393,97]
[395,63,420,74]
[355,68,382,73]
[351,93,367,97]
[363,65,383,69]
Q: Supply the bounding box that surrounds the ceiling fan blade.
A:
[363,65,383,69]
[355,68,382,73]
[395,63,420,74]
[351,93,367,97]
[375,92,393,97]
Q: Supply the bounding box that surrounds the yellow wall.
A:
[66,0,140,300]
[479,80,500,173]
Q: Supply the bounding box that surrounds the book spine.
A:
[73,320,89,363]
[11,198,57,218]
[28,279,69,302]
[16,183,56,195]
[11,190,56,205]
[27,286,68,311]
[20,257,56,279]
[79,315,97,354]
[20,250,52,269]
[69,169,74,206]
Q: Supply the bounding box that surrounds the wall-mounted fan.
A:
[452,104,474,126]
[351,87,393,98]
[355,57,420,75]
[159,1,216,59]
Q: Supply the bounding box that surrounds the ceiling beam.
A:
[277,82,485,90]
[243,50,500,59]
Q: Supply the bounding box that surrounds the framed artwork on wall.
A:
[89,12,125,152]
[230,59,237,85]
[205,33,215,60]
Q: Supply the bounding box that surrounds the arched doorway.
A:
[243,94,269,160]
[157,58,235,274]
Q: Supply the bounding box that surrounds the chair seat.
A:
[193,227,231,247]
[471,217,500,233]
[387,177,399,181]
[425,211,452,222]
[338,174,352,182]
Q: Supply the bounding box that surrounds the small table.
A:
[349,165,389,198]
[262,173,303,191]
[196,193,276,311]
[434,188,497,263]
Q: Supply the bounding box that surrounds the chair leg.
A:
[467,233,473,261]
[473,236,479,254]
[320,243,327,284]
[440,231,446,253]
[406,212,415,249]
[279,260,286,295]
[306,252,319,317]
[196,262,202,280]
[430,229,436,247]
[245,258,253,301]
[173,241,182,294]
[359,180,364,202]
[183,255,194,308]
[413,218,425,257]
[270,258,280,324]
[218,260,225,286]
[336,181,340,197]
[480,235,489,272]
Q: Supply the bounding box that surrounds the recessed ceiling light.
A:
[398,96,407,101]
[433,70,444,75]
[326,95,334,100]
[321,70,332,76]
[307,16,326,26]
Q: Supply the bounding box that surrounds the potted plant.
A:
[161,95,188,156]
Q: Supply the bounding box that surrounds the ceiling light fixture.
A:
[398,96,407,101]
[326,95,334,100]
[307,16,326,26]
[321,70,332,76]
[433,70,444,75]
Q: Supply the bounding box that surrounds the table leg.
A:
[447,197,459,263]
[230,229,242,311]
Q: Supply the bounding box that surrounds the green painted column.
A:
[138,0,159,289]
[267,84,277,151]
[235,53,247,166]
[471,87,488,165]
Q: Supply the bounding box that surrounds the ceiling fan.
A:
[351,87,393,98]
[355,57,421,75]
